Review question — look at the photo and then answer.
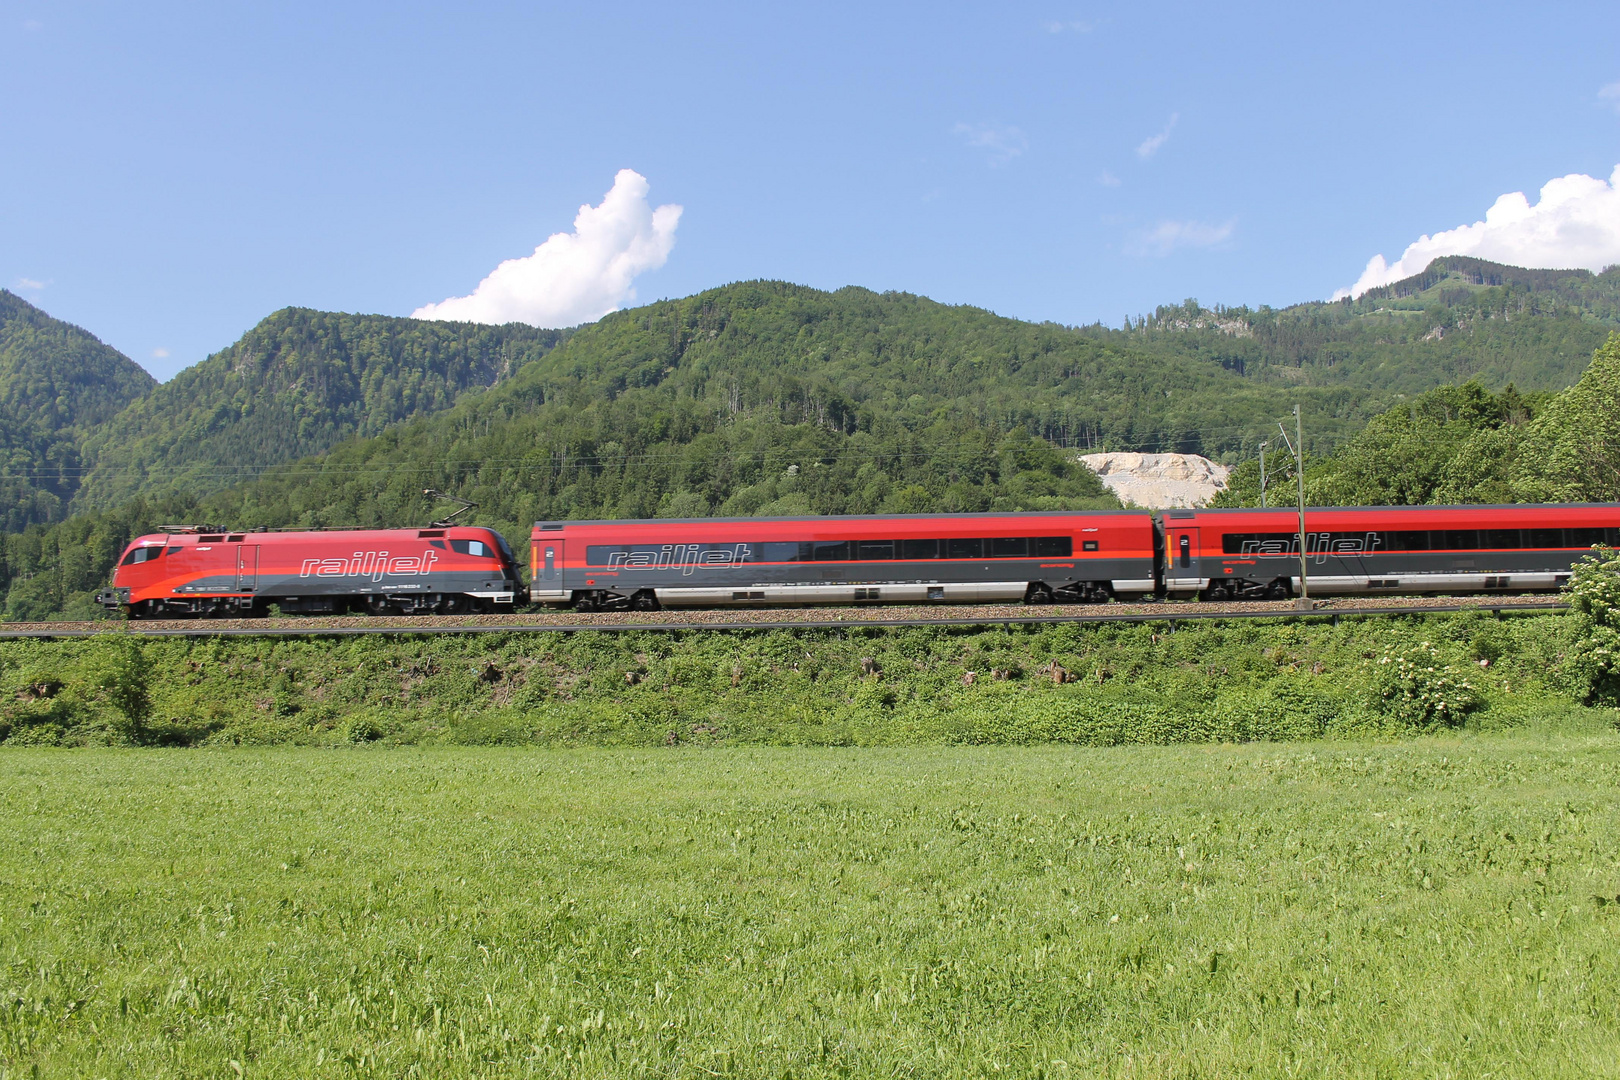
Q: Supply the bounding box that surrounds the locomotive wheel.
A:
[629,590,660,612]
[1264,579,1292,600]
[574,593,601,613]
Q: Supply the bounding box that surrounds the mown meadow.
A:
[3,736,1619,1078]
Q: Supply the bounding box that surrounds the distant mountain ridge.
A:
[1105,256,1620,395]
[1356,255,1620,317]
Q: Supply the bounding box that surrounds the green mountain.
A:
[70,308,569,513]
[1101,256,1620,395]
[0,291,157,532]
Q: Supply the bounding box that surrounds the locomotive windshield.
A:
[119,545,165,566]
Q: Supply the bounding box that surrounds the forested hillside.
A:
[1104,257,1620,395]
[71,309,568,513]
[1215,332,1620,508]
[0,291,156,531]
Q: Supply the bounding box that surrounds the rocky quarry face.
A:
[1079,452,1230,509]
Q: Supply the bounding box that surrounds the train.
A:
[95,503,1620,618]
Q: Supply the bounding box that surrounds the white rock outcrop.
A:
[1080,452,1229,509]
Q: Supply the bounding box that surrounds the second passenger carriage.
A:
[527,512,1159,610]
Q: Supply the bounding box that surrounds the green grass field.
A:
[4,732,1620,1077]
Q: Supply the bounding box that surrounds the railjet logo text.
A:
[607,544,751,576]
[300,550,441,579]
[1241,533,1383,563]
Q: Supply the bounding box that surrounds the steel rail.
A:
[0,601,1565,639]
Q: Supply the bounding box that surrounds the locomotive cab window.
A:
[120,545,165,566]
[449,539,489,557]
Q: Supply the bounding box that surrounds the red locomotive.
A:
[96,523,523,618]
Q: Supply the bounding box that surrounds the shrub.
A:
[1562,546,1620,705]
[1366,639,1480,729]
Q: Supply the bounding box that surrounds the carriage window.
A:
[1565,528,1607,548]
[856,539,895,560]
[945,538,983,559]
[899,539,939,559]
[762,542,807,563]
[1479,529,1520,549]
[1525,528,1565,548]
[1034,537,1073,557]
[810,541,850,561]
[990,537,1028,558]
[1434,530,1480,550]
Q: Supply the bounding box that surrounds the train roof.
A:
[535,510,1154,528]
[1173,503,1620,517]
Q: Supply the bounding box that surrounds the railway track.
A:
[0,594,1566,638]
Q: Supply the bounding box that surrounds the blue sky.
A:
[5,1,1619,379]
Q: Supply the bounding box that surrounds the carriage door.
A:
[1167,526,1201,592]
[237,546,259,593]
[542,540,561,582]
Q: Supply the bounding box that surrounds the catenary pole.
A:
[1258,441,1267,508]
[1294,404,1309,606]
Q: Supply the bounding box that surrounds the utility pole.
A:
[1258,441,1268,508]
[1292,404,1310,607]
[1277,407,1310,607]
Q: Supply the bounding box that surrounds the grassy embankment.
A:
[3,737,1619,1077]
[0,612,1604,748]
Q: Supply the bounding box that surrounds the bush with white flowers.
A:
[1368,639,1480,729]
[1563,546,1620,705]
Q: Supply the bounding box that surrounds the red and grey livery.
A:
[96,525,523,618]
[527,512,1158,610]
[1161,504,1620,599]
[95,503,1620,619]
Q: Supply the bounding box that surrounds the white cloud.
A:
[1136,113,1178,159]
[1602,81,1620,114]
[1333,164,1620,298]
[412,169,682,327]
[1097,171,1121,188]
[1126,218,1235,257]
[16,277,45,290]
[953,122,1028,166]
[151,347,170,359]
